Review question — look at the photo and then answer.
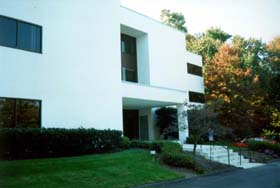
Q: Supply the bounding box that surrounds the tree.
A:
[186,103,220,156]
[266,36,280,109]
[205,27,231,43]
[205,44,265,138]
[187,34,222,62]
[160,9,187,32]
[186,28,231,62]
[266,36,280,73]
[263,107,280,139]
[155,107,178,139]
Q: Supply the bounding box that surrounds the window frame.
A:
[0,15,42,53]
[0,96,42,128]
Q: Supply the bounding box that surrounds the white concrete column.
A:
[177,104,189,144]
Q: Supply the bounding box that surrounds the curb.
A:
[269,158,280,163]
[133,167,242,188]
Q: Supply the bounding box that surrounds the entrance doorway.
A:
[123,109,139,139]
[139,115,149,140]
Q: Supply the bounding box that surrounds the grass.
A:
[0,149,183,188]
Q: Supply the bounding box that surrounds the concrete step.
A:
[183,144,234,153]
[182,144,262,168]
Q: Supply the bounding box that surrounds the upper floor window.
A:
[189,91,205,103]
[0,16,42,53]
[121,34,138,83]
[0,97,41,128]
[187,63,202,77]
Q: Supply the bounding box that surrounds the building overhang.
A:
[122,81,187,109]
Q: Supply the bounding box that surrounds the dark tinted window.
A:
[0,97,41,128]
[121,34,138,83]
[189,91,205,103]
[125,68,137,82]
[187,63,203,77]
[0,16,17,47]
[18,22,41,53]
[0,16,42,53]
[121,34,136,55]
[0,98,16,128]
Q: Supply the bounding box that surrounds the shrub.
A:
[161,152,195,169]
[247,140,280,155]
[120,136,131,149]
[161,142,182,153]
[126,140,202,173]
[0,128,122,159]
[130,140,164,152]
[160,142,198,171]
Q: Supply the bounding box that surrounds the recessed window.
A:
[187,63,202,77]
[189,91,205,103]
[0,97,41,128]
[121,34,138,83]
[0,16,42,53]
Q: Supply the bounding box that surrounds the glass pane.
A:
[121,41,125,53]
[0,98,16,128]
[18,22,41,52]
[125,69,137,82]
[16,99,40,128]
[0,16,17,48]
[189,91,205,103]
[187,63,202,77]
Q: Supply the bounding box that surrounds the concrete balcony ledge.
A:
[122,81,187,109]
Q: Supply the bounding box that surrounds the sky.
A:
[121,0,280,42]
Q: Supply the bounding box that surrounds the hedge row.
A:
[247,141,280,155]
[0,128,122,159]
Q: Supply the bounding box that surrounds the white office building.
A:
[0,1,204,143]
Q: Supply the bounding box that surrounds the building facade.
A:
[0,0,204,143]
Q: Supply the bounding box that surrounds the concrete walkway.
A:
[140,161,280,188]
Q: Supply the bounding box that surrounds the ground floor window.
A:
[0,97,41,128]
[189,91,205,103]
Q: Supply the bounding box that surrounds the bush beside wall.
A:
[160,142,196,170]
[130,140,164,152]
[247,141,280,155]
[125,140,202,173]
[0,128,122,159]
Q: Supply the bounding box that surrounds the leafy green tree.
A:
[186,28,230,62]
[160,9,187,32]
[266,36,280,73]
[155,107,178,140]
[186,104,220,155]
[266,36,280,110]
[205,27,231,43]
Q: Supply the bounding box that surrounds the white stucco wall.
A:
[120,7,188,91]
[186,52,205,94]
[0,0,123,130]
[0,1,204,138]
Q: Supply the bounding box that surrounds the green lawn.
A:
[0,149,183,188]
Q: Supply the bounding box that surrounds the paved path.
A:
[143,161,280,188]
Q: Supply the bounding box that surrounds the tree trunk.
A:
[193,136,198,156]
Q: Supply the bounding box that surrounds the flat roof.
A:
[120,5,187,35]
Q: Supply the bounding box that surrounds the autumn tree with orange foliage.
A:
[162,11,280,139]
[205,44,266,138]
